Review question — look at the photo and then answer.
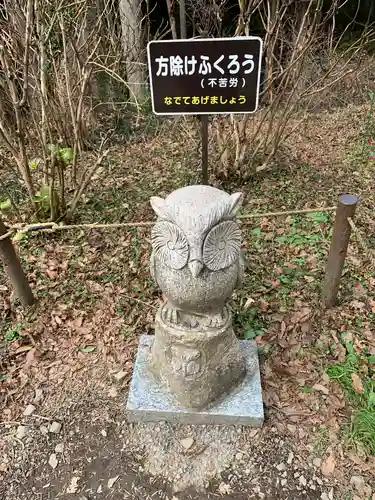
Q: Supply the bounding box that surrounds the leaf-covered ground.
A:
[1,104,375,499]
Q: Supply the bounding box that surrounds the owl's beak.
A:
[188,260,203,278]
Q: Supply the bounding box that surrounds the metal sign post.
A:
[147,37,263,182]
[201,114,209,184]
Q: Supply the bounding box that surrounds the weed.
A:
[313,426,330,454]
[306,212,332,224]
[250,227,265,251]
[276,227,323,247]
[327,333,375,455]
[71,283,96,305]
[3,323,24,344]
[232,304,268,340]
[300,386,313,394]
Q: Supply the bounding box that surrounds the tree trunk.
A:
[179,0,187,39]
[166,0,178,39]
[265,0,277,103]
[0,218,35,307]
[119,0,145,104]
[291,0,310,102]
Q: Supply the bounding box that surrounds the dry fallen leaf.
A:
[313,383,329,395]
[218,482,232,495]
[23,404,36,416]
[48,453,58,470]
[334,343,347,363]
[259,298,269,312]
[244,297,255,309]
[23,349,39,370]
[343,333,354,345]
[351,373,363,393]
[351,300,366,311]
[15,345,33,354]
[304,275,315,283]
[47,269,58,279]
[280,321,286,336]
[180,437,194,450]
[108,476,119,489]
[321,453,335,476]
[109,387,118,398]
[66,476,80,494]
[301,321,311,334]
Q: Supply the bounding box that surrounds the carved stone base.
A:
[126,335,264,426]
[150,306,246,410]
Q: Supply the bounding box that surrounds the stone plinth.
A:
[126,335,264,427]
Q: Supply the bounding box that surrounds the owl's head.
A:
[150,185,243,277]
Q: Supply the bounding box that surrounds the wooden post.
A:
[198,30,209,185]
[0,218,35,307]
[201,114,209,184]
[322,194,359,308]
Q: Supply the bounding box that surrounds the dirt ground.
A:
[1,105,375,499]
[2,360,373,500]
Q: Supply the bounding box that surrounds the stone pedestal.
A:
[126,335,264,426]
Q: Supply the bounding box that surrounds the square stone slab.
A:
[126,335,264,426]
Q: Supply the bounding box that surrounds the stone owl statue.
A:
[150,185,245,328]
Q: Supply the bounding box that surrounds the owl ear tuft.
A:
[150,196,167,218]
[225,192,244,218]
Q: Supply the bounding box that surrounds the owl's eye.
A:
[203,221,241,271]
[152,221,189,270]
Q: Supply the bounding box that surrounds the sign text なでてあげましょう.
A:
[147,37,263,115]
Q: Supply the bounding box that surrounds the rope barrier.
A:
[0,206,338,241]
[0,230,14,241]
[238,206,337,219]
[0,221,154,241]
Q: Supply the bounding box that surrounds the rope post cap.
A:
[339,194,359,206]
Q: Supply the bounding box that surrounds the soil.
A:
[0,363,364,500]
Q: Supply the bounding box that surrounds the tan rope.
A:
[348,217,375,270]
[38,221,154,230]
[0,205,338,241]
[0,230,15,241]
[0,221,154,241]
[238,206,337,219]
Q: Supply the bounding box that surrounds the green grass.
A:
[351,408,375,455]
[327,334,375,455]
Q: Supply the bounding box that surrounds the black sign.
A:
[147,37,263,115]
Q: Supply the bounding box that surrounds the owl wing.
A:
[236,251,247,289]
